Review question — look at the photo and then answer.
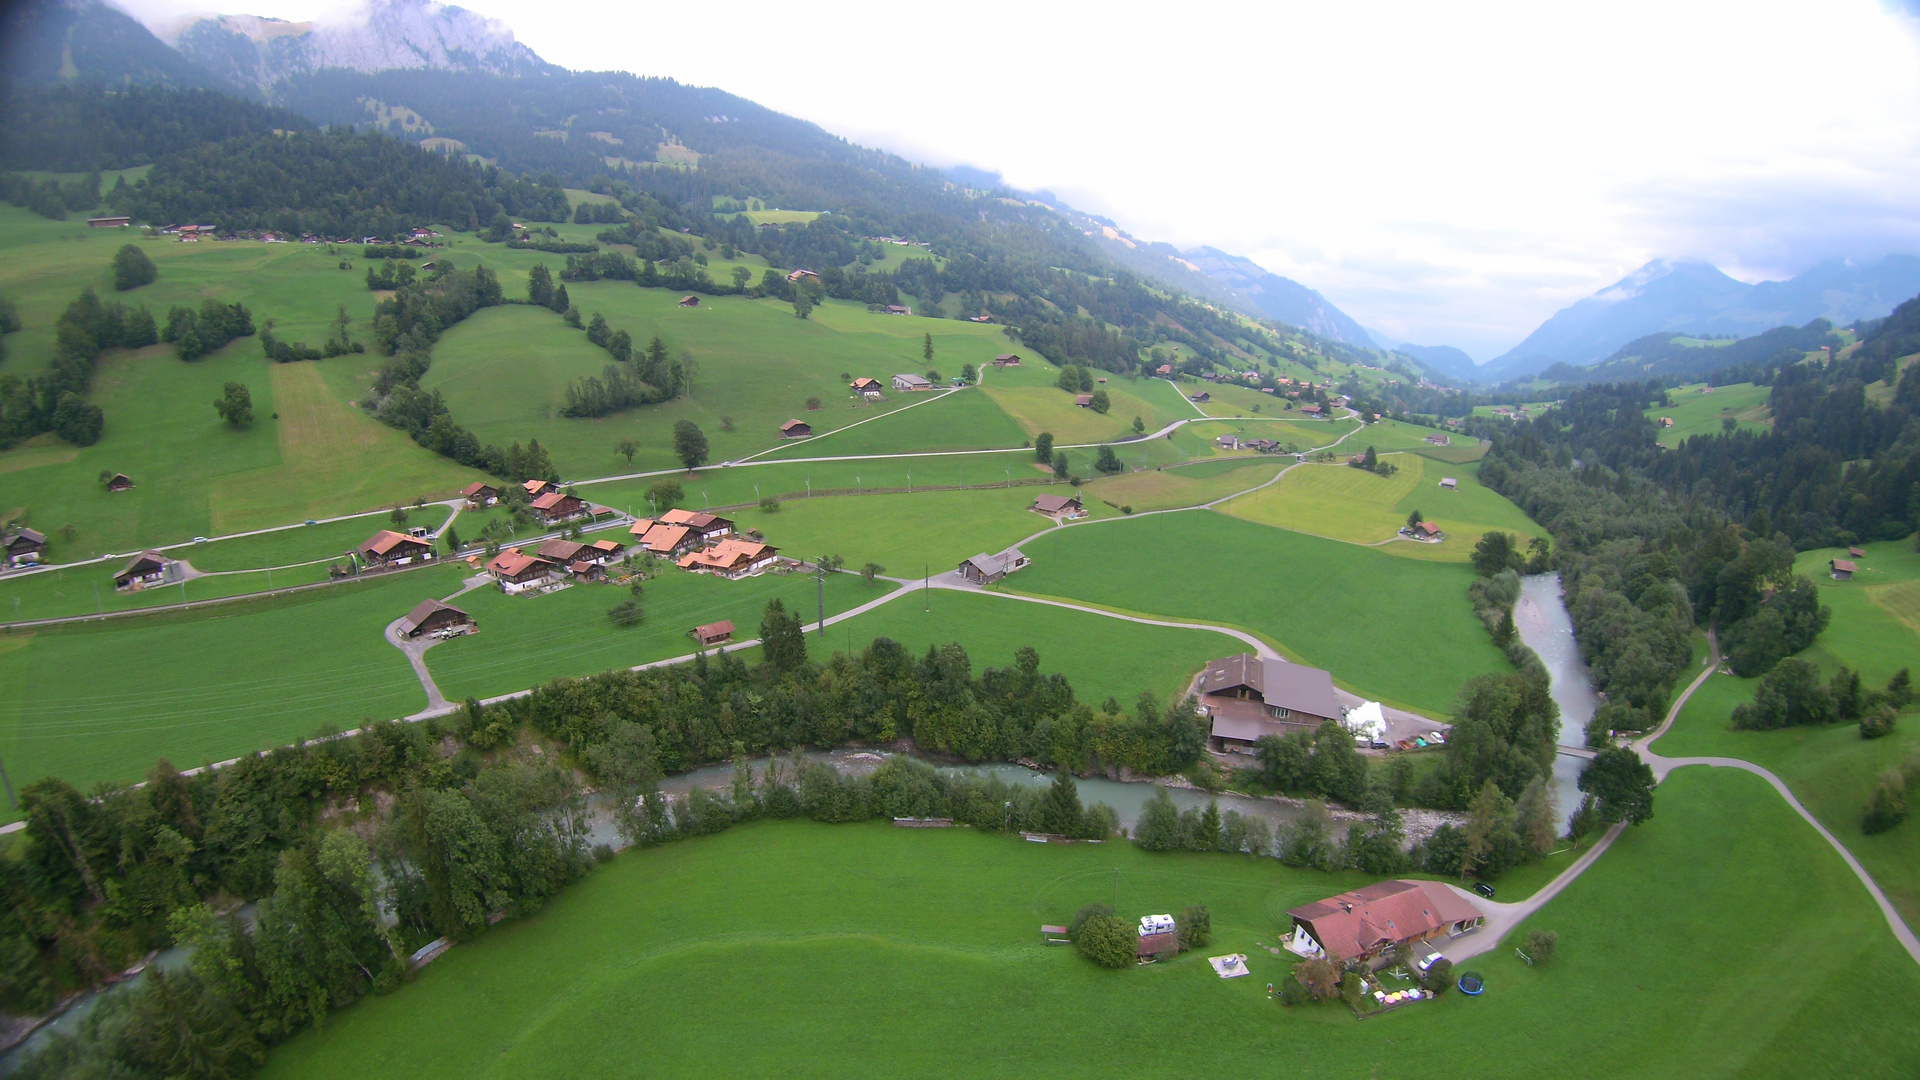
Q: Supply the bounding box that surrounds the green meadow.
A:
[423,288,1023,477]
[1646,382,1771,447]
[753,385,1030,460]
[979,381,1184,444]
[260,771,1920,1080]
[0,565,468,820]
[423,566,874,703]
[1218,456,1544,561]
[737,486,1076,575]
[1078,458,1286,513]
[1005,510,1510,716]
[807,585,1238,707]
[1651,537,1920,925]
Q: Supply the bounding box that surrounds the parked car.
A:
[1370,739,1389,749]
[304,519,317,525]
[1415,948,1445,974]
[1473,882,1496,899]
[193,536,209,543]
[1428,730,1447,744]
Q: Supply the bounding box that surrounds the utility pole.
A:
[923,563,929,611]
[816,555,826,634]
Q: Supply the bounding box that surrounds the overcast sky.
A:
[118,0,1920,358]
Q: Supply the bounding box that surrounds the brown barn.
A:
[398,599,472,638]
[113,550,171,590]
[1074,394,1094,408]
[4,527,48,567]
[958,548,1029,584]
[780,419,813,438]
[535,538,591,564]
[485,548,556,592]
[678,295,701,307]
[661,508,734,542]
[691,620,735,646]
[1029,493,1083,518]
[105,473,134,492]
[530,491,588,523]
[358,530,433,566]
[992,354,1021,367]
[1197,654,1341,751]
[1831,558,1857,580]
[462,482,499,507]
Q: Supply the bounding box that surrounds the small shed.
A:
[1424,433,1451,446]
[691,619,734,646]
[1137,932,1180,960]
[780,419,813,438]
[1188,391,1211,403]
[678,295,701,307]
[1440,477,1458,489]
[958,548,1029,584]
[884,304,910,315]
[1848,546,1867,558]
[1830,558,1856,580]
[105,473,134,492]
[398,599,472,638]
[992,353,1022,366]
[1074,394,1094,408]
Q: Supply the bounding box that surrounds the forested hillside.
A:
[0,84,310,172]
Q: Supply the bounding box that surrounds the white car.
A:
[1428,731,1447,744]
[1416,948,1445,974]
[193,536,209,543]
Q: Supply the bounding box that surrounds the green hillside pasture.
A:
[735,486,1074,577]
[0,555,336,624]
[1654,673,1920,929]
[754,386,1029,459]
[1652,537,1920,924]
[261,774,1920,1080]
[979,382,1180,444]
[421,290,1021,477]
[1191,380,1302,418]
[1007,511,1508,715]
[578,452,1081,516]
[0,566,465,817]
[0,220,480,557]
[423,566,871,703]
[1648,382,1771,447]
[1219,455,1542,561]
[1344,418,1466,453]
[809,588,1236,707]
[1078,458,1286,514]
[182,507,455,572]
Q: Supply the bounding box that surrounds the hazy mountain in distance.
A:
[1177,248,1372,347]
[1487,255,1920,380]
[168,0,550,93]
[1,0,234,90]
[1392,343,1479,383]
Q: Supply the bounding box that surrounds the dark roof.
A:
[1199,653,1341,720]
[399,598,469,634]
[6,527,47,546]
[1031,493,1081,513]
[115,550,167,577]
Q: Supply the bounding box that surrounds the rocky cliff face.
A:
[170,0,549,91]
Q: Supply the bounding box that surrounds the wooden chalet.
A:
[1196,654,1341,751]
[1424,433,1450,446]
[523,478,556,498]
[358,530,434,566]
[105,473,134,492]
[462,482,499,507]
[484,548,556,592]
[1830,558,1857,580]
[87,216,131,228]
[1286,880,1483,965]
[1188,391,1211,403]
[958,548,1029,585]
[691,619,735,646]
[677,538,779,579]
[530,491,588,523]
[535,538,591,564]
[780,419,813,438]
[588,538,627,562]
[4,527,47,567]
[398,599,472,638]
[1408,521,1444,541]
[992,353,1022,367]
[661,508,734,542]
[884,304,910,315]
[1029,493,1083,519]
[113,550,171,590]
[567,560,605,582]
[852,377,884,397]
[1299,404,1323,416]
[634,522,695,555]
[678,295,701,307]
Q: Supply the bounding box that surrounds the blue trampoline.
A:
[1458,972,1485,996]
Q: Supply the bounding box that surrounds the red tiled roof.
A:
[1288,880,1483,962]
[485,549,552,577]
[1831,559,1857,573]
[462,482,495,498]
[531,491,580,511]
[360,530,426,556]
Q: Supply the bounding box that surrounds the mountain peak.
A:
[173,0,550,91]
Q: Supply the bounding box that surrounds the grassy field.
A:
[423,566,873,703]
[808,586,1239,707]
[753,386,1030,459]
[1078,458,1286,514]
[1650,537,1920,925]
[1218,455,1543,561]
[978,381,1183,444]
[0,209,482,557]
[260,770,1920,1079]
[423,289,1022,478]
[1005,511,1510,716]
[1647,382,1772,447]
[731,485,1075,575]
[0,565,467,819]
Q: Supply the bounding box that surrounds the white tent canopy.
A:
[1345,701,1386,742]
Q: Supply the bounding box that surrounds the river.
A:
[1513,572,1602,828]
